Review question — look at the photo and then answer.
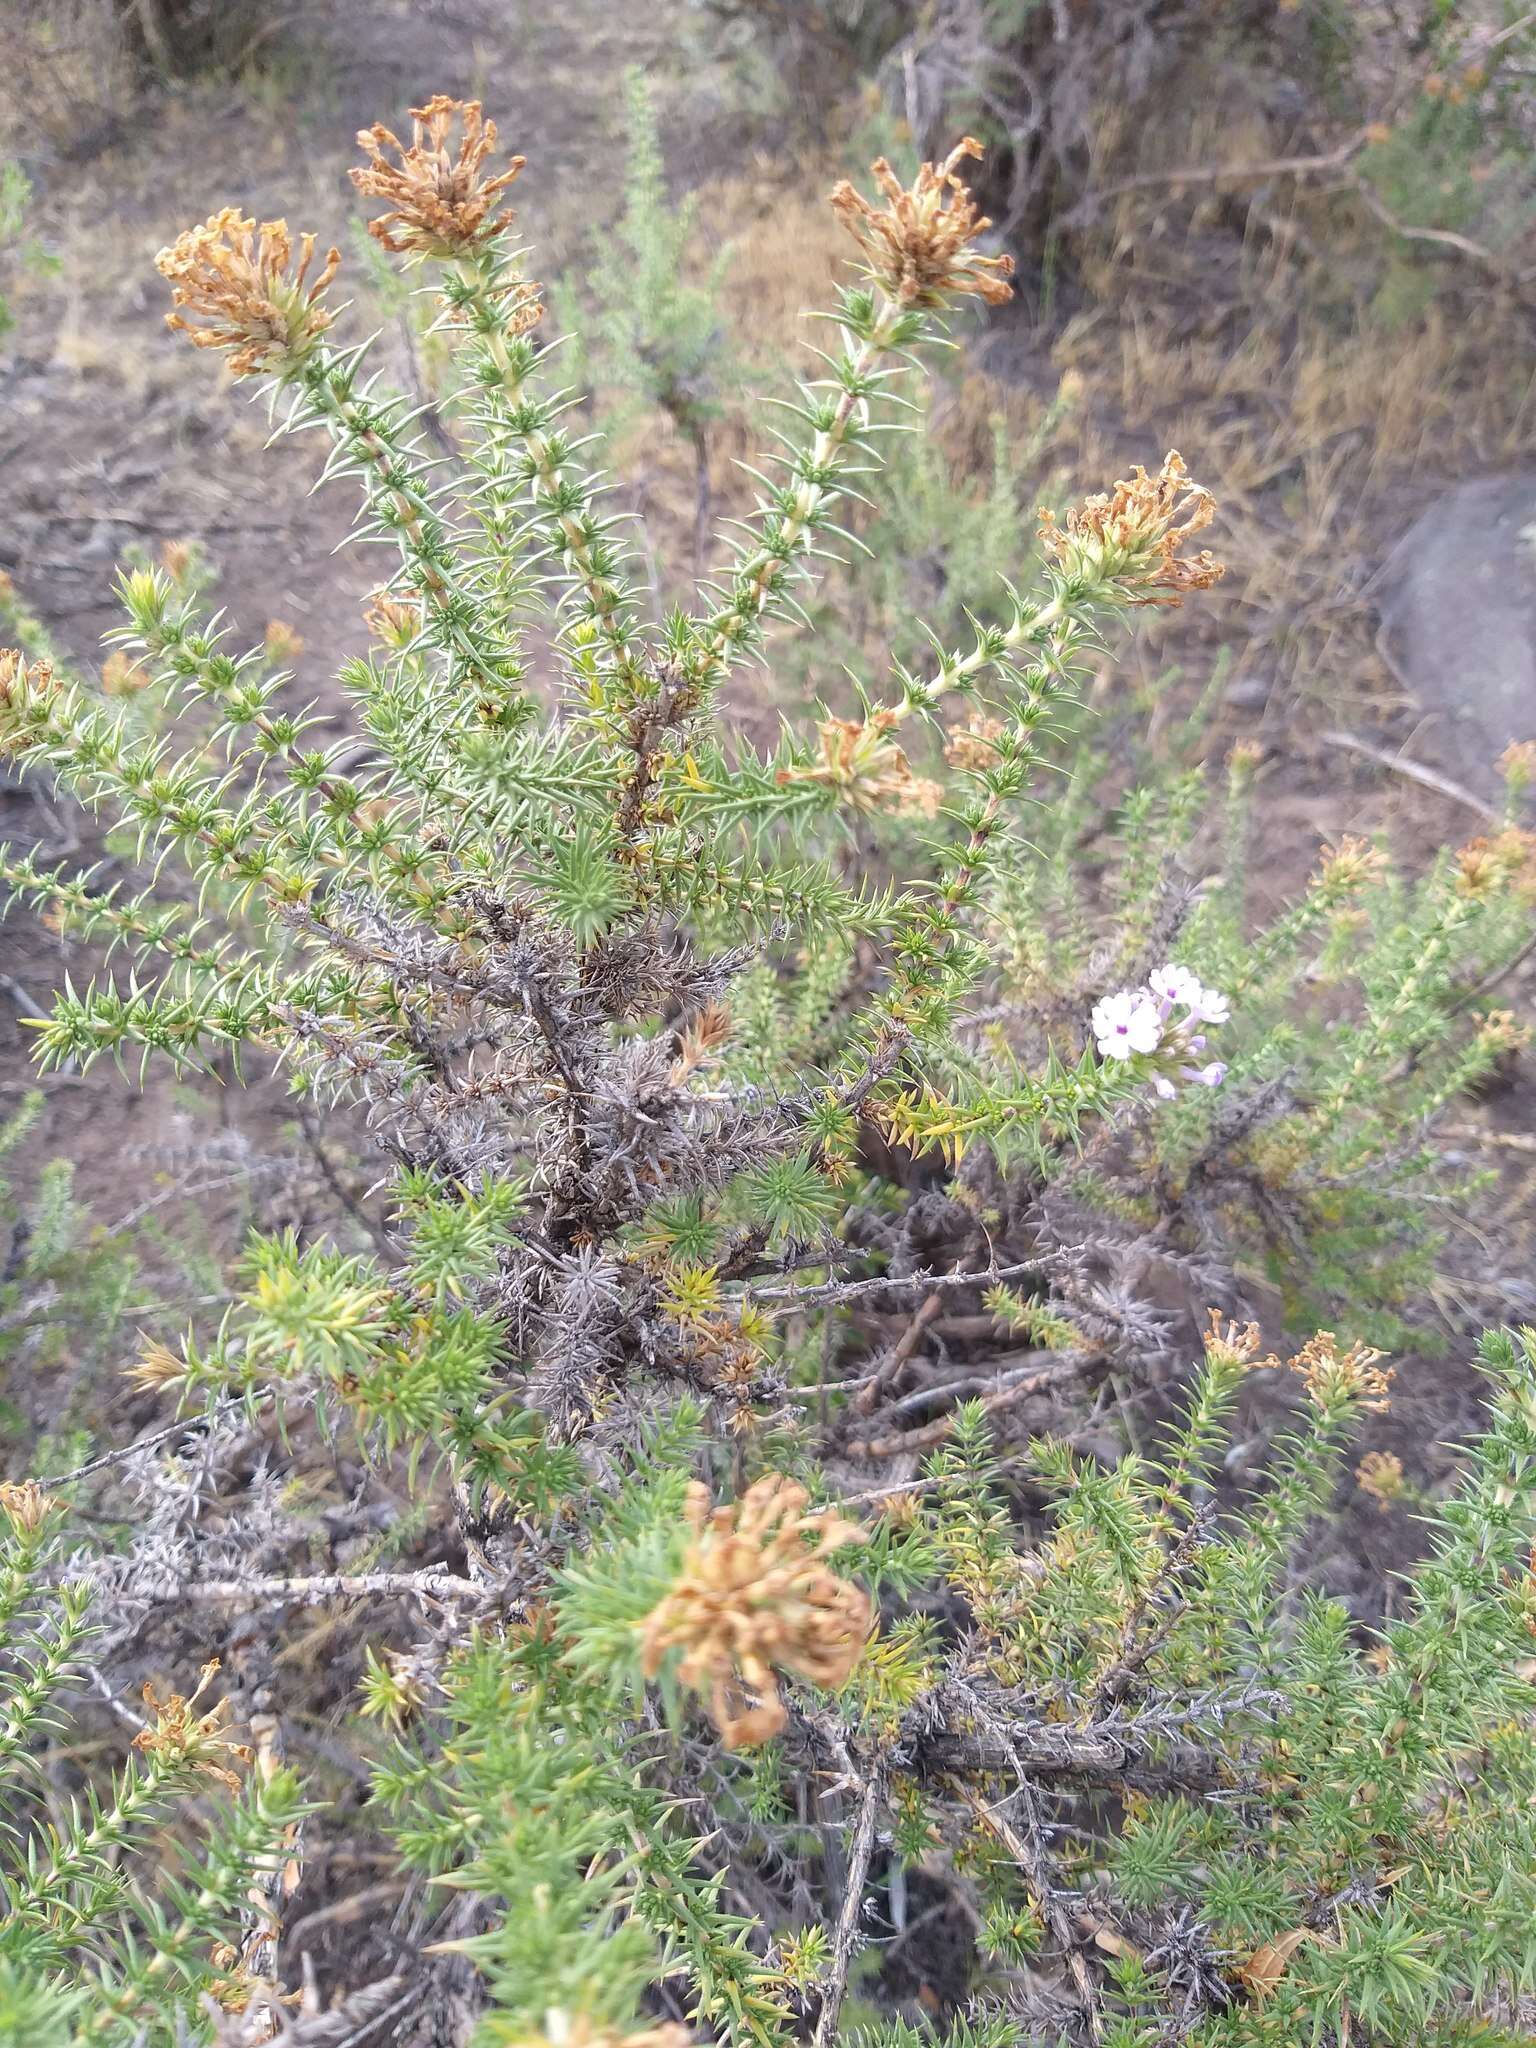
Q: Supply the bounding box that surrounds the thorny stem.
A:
[304,357,524,709]
[840,591,1080,1113]
[963,1780,1105,2042]
[812,1759,888,2048]
[454,251,646,687]
[689,298,907,691]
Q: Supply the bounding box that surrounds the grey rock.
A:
[1376,472,1536,790]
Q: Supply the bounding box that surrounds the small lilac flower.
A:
[1153,1074,1177,1099]
[1091,988,1162,1060]
[1189,984,1229,1026]
[1149,963,1202,1010]
[1190,1061,1227,1088]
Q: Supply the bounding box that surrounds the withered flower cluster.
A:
[1286,1330,1395,1413]
[830,137,1015,309]
[1038,449,1225,606]
[1355,1449,1407,1510]
[1312,834,1388,898]
[156,211,339,378]
[133,1659,253,1792]
[641,1476,872,1748]
[1456,826,1536,902]
[352,95,526,257]
[0,1479,62,1535]
[779,708,944,819]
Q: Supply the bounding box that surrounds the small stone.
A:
[1376,473,1536,794]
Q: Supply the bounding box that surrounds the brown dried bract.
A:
[641,1475,872,1748]
[133,1659,253,1791]
[1038,451,1225,607]
[779,709,944,819]
[830,138,1015,310]
[157,211,339,378]
[352,96,526,257]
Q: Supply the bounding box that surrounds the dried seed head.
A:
[641,1475,872,1749]
[133,1659,253,1790]
[779,709,944,819]
[157,211,339,378]
[101,649,151,697]
[363,588,424,647]
[126,1337,189,1394]
[1474,1007,1530,1057]
[1038,451,1225,607]
[1498,740,1536,794]
[0,1479,63,1536]
[352,96,526,257]
[830,138,1015,309]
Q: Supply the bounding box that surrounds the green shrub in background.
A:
[0,94,1533,2045]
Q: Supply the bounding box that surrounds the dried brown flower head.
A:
[1356,1450,1406,1510]
[944,714,1007,772]
[100,650,151,698]
[0,1479,63,1535]
[133,1659,252,1791]
[1201,1307,1265,1372]
[1456,827,1536,902]
[641,1475,872,1748]
[670,1000,733,1085]
[1498,740,1536,794]
[263,619,304,665]
[363,588,424,647]
[830,138,1015,309]
[1037,451,1225,607]
[778,709,944,819]
[1312,835,1387,899]
[158,211,339,378]
[352,97,526,257]
[1287,1331,1394,1414]
[1474,1007,1531,1058]
[160,538,200,586]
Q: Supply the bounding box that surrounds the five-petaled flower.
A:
[1092,963,1231,1099]
[1092,989,1162,1060]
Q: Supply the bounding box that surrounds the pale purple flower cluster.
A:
[1091,963,1228,1099]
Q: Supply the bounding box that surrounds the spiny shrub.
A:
[0,93,1533,2046]
[0,1480,303,2046]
